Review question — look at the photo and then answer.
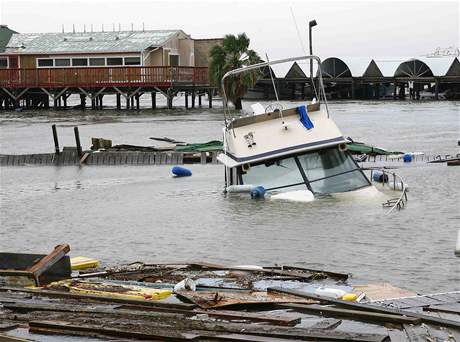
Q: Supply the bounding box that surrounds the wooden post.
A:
[151,91,156,109]
[116,93,121,109]
[185,91,189,109]
[393,81,397,100]
[63,93,67,108]
[435,79,439,100]
[208,89,212,108]
[91,97,96,109]
[191,90,195,108]
[53,97,58,109]
[198,93,202,107]
[99,95,103,109]
[79,94,86,110]
[74,126,83,158]
[52,124,60,154]
[135,94,140,110]
[167,89,173,109]
[130,96,134,108]
[126,95,130,109]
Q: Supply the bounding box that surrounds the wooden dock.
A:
[0,66,215,110]
[0,150,221,167]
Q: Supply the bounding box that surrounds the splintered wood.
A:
[176,290,318,309]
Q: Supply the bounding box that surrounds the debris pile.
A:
[1,246,459,341]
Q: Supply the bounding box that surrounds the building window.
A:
[38,59,54,67]
[124,57,141,66]
[55,58,70,67]
[72,58,88,66]
[0,58,7,68]
[169,54,179,66]
[89,58,105,66]
[107,57,123,66]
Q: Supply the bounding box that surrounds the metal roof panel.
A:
[5,30,182,54]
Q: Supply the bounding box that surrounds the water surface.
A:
[1,100,459,293]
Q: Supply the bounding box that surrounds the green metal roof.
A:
[5,30,185,54]
[0,25,18,52]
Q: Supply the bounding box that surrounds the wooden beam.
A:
[268,287,460,330]
[0,286,196,310]
[278,303,420,325]
[27,244,70,286]
[29,321,194,341]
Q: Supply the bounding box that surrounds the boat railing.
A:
[220,55,329,127]
[362,167,409,214]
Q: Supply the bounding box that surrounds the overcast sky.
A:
[0,0,458,59]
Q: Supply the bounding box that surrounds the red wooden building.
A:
[0,27,221,109]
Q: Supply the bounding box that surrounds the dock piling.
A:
[73,127,83,159]
[151,91,156,109]
[52,124,60,154]
[116,94,121,109]
[208,90,213,108]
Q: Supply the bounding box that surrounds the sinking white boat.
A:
[218,56,408,211]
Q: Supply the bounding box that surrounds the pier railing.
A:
[0,66,209,88]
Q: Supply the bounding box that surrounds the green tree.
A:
[209,33,262,110]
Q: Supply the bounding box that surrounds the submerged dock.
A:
[0,150,220,166]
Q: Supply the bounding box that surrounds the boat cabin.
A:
[219,103,371,195]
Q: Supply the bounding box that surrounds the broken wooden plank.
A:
[269,287,460,330]
[29,320,196,341]
[117,304,301,326]
[0,333,30,342]
[308,319,342,330]
[387,329,408,342]
[0,286,196,310]
[0,323,19,331]
[189,261,316,281]
[176,290,316,309]
[28,319,388,342]
[279,265,349,280]
[278,303,421,325]
[27,244,70,286]
[423,303,460,315]
[3,302,187,321]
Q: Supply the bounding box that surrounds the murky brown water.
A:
[1,100,459,293]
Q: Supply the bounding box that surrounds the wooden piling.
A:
[135,94,140,110]
[151,91,156,109]
[74,127,83,158]
[167,89,173,109]
[198,94,202,107]
[52,124,60,154]
[191,91,195,108]
[208,90,212,108]
[435,79,439,100]
[185,92,189,109]
[116,93,121,109]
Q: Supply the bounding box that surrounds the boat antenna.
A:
[265,53,284,122]
[289,6,319,101]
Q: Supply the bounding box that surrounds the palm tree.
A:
[209,33,262,110]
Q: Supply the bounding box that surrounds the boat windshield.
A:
[241,147,370,194]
